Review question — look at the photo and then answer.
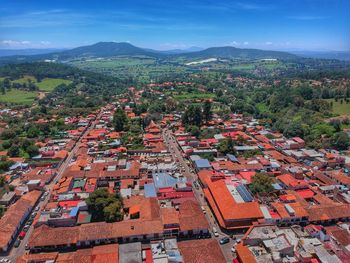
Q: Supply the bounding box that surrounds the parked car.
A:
[18,231,26,240]
[212,227,219,237]
[219,237,230,245]
[193,181,200,190]
[14,239,21,248]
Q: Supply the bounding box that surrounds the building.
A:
[0,190,42,253]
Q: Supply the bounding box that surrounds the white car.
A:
[212,227,219,237]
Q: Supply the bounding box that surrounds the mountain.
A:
[180,46,298,60]
[159,46,204,54]
[290,50,350,61]
[0,42,299,65]
[0,48,66,57]
[56,42,161,59]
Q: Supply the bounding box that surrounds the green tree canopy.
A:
[86,188,123,222]
[249,173,274,195]
[113,108,128,132]
[218,137,235,155]
[202,100,212,123]
[182,104,202,127]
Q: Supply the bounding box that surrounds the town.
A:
[0,79,350,263]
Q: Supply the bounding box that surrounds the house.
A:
[194,159,212,171]
[0,190,42,252]
[204,179,263,230]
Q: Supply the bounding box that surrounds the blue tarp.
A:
[144,183,157,197]
[69,207,79,217]
[194,159,211,169]
[236,184,254,202]
[227,154,239,163]
[152,173,186,189]
[9,162,28,170]
[272,183,283,190]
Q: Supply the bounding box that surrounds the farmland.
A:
[0,89,37,104]
[173,92,216,101]
[10,75,72,92]
[36,78,72,92]
[326,99,350,116]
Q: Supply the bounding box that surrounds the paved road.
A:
[162,128,236,262]
[1,110,104,262]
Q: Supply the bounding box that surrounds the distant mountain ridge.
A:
[290,50,350,61]
[0,48,66,57]
[0,41,300,64]
[180,46,298,60]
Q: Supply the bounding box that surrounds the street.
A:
[162,128,237,263]
[1,110,104,263]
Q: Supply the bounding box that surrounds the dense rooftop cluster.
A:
[0,82,350,263]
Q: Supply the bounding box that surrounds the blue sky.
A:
[0,0,349,51]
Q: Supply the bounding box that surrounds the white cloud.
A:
[40,41,51,45]
[1,40,31,46]
[243,41,249,45]
[159,43,189,49]
[287,15,329,21]
[230,41,240,46]
[236,2,274,10]
[265,41,273,45]
[0,40,54,48]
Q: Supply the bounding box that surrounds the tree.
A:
[297,85,313,100]
[202,100,212,122]
[7,145,20,157]
[0,176,5,187]
[331,132,350,150]
[249,173,274,194]
[0,205,5,218]
[103,202,123,222]
[27,126,40,138]
[283,120,306,138]
[26,144,39,157]
[113,108,128,132]
[182,104,202,126]
[329,119,341,132]
[187,125,201,137]
[218,137,235,155]
[86,188,123,222]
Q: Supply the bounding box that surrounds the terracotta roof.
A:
[178,239,226,263]
[29,220,164,248]
[236,243,257,263]
[0,191,42,250]
[19,244,119,263]
[160,208,179,226]
[16,252,59,263]
[205,179,263,221]
[307,203,350,222]
[178,200,209,231]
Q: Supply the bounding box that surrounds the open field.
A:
[70,57,191,82]
[173,92,216,100]
[0,89,37,104]
[256,102,270,113]
[36,78,72,92]
[9,76,72,92]
[326,99,350,116]
[12,75,36,84]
